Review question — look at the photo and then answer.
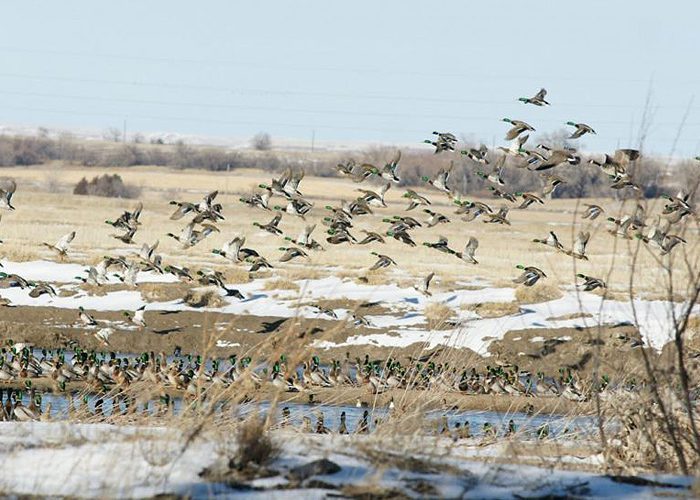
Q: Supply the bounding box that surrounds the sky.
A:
[0,1,699,156]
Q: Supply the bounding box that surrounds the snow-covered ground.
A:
[1,260,697,354]
[0,421,692,498]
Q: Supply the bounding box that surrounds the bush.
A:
[232,415,279,469]
[251,132,272,151]
[73,174,141,199]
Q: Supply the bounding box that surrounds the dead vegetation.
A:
[515,283,563,304]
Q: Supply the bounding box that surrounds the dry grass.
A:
[183,288,226,308]
[140,282,190,302]
[515,283,563,305]
[232,414,279,469]
[462,301,521,318]
[423,302,454,329]
[262,278,299,291]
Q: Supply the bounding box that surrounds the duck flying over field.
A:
[532,231,564,252]
[279,246,308,263]
[609,173,640,191]
[0,272,31,289]
[423,137,454,154]
[519,88,549,106]
[588,149,640,176]
[124,305,147,328]
[422,236,456,255]
[461,144,489,164]
[386,228,416,247]
[498,135,529,158]
[566,122,596,139]
[582,204,604,220]
[380,150,402,183]
[502,118,535,140]
[0,179,16,210]
[241,187,273,211]
[112,227,137,245]
[336,159,357,177]
[661,190,694,214]
[28,283,57,299]
[403,190,431,211]
[212,236,258,263]
[326,228,356,245]
[660,235,686,256]
[164,265,193,282]
[422,162,453,195]
[456,200,492,221]
[78,306,98,327]
[423,209,450,227]
[42,231,75,257]
[476,155,506,185]
[414,272,435,297]
[487,186,517,203]
[357,230,385,245]
[274,196,313,220]
[358,183,390,208]
[483,206,511,225]
[268,168,304,198]
[455,237,479,264]
[516,192,545,209]
[528,146,579,171]
[564,231,591,260]
[576,274,606,292]
[253,213,283,235]
[369,252,396,271]
[542,175,566,196]
[247,255,273,273]
[106,201,143,230]
[513,265,547,286]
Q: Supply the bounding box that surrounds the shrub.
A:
[251,132,272,151]
[72,174,141,199]
[232,415,279,469]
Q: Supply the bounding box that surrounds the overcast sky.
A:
[1,1,698,156]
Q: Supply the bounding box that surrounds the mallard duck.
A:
[124,305,146,328]
[42,231,75,257]
[357,230,385,245]
[423,236,456,255]
[352,163,379,183]
[253,213,283,235]
[413,272,435,297]
[112,227,137,244]
[588,149,640,176]
[386,228,416,247]
[29,283,57,298]
[516,192,545,209]
[246,255,273,272]
[456,201,492,221]
[661,190,693,213]
[567,121,596,139]
[565,231,590,260]
[424,209,450,227]
[242,187,272,211]
[274,196,313,220]
[461,144,489,164]
[542,174,566,196]
[498,135,529,158]
[0,272,31,289]
[212,236,247,262]
[606,216,635,239]
[78,306,97,326]
[456,237,479,264]
[532,231,564,251]
[582,204,604,220]
[358,183,390,208]
[164,265,193,281]
[380,150,401,182]
[660,234,686,255]
[519,88,549,106]
[93,327,113,347]
[609,173,640,191]
[423,138,454,154]
[369,252,396,271]
[476,155,505,185]
[513,265,546,286]
[576,274,606,291]
[403,190,432,211]
[502,118,535,140]
[336,159,357,177]
[0,179,16,210]
[422,162,453,194]
[483,206,510,225]
[528,146,579,171]
[279,246,308,262]
[326,228,356,245]
[487,186,517,202]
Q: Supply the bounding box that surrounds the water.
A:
[9,391,599,438]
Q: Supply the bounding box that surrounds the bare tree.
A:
[251,132,272,151]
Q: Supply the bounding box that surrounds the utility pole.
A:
[311,129,315,153]
[123,119,127,143]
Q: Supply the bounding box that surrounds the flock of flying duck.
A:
[0,88,695,316]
